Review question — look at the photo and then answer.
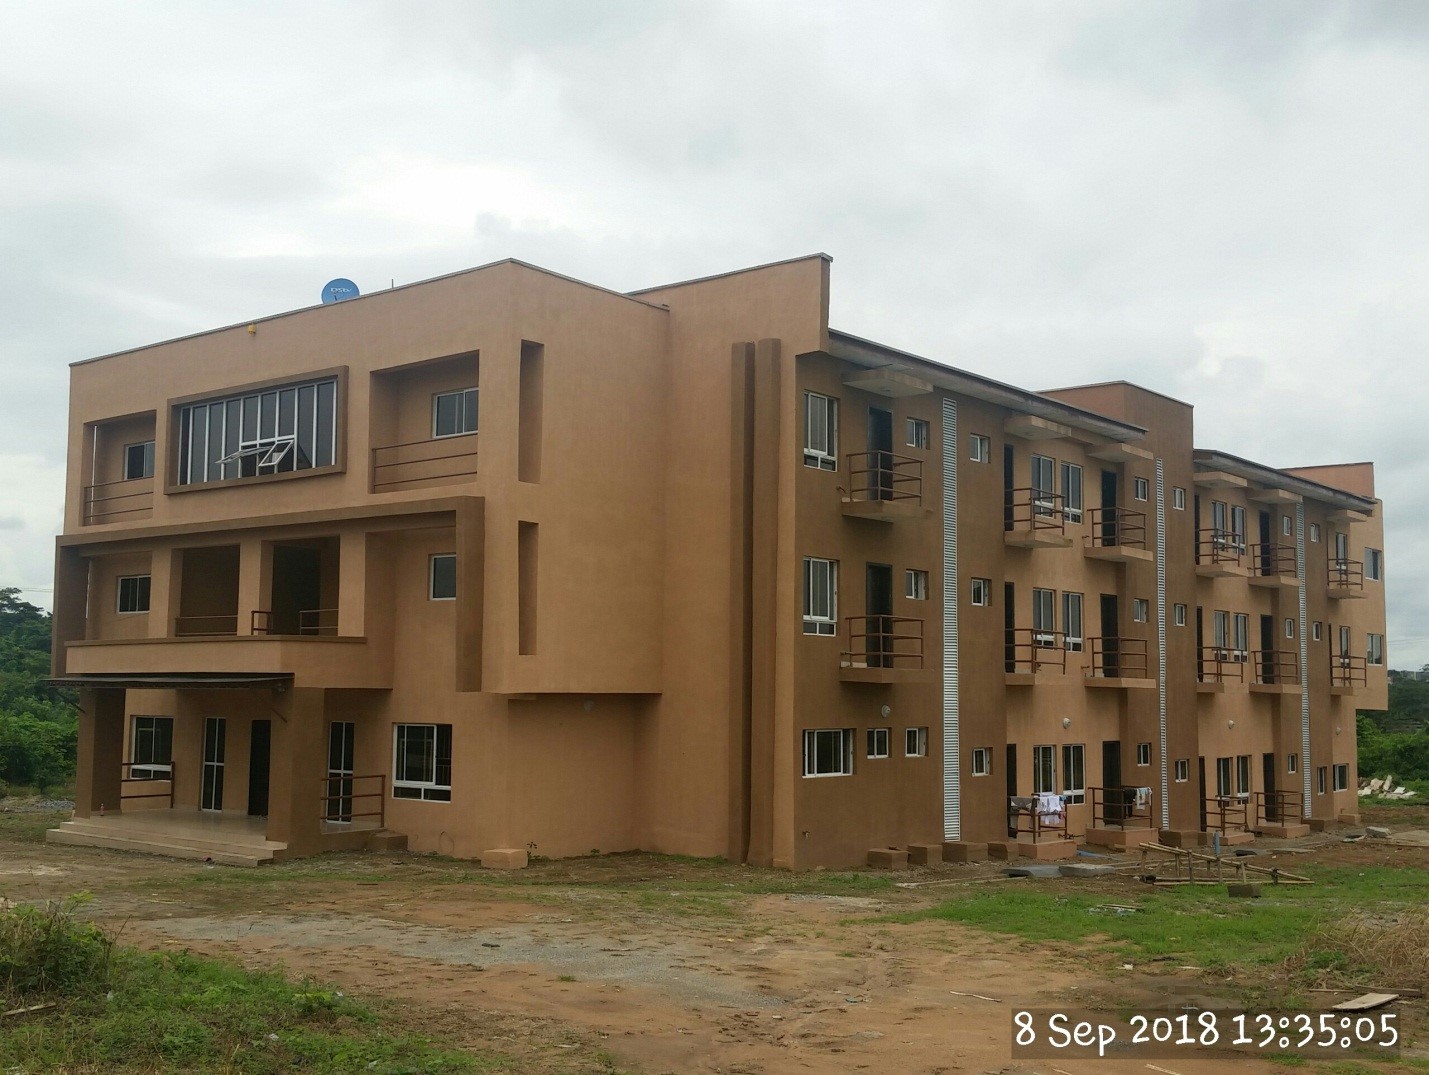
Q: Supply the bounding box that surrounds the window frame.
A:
[1061,743,1085,805]
[802,557,838,636]
[175,373,340,487]
[970,577,991,607]
[429,553,457,601]
[1216,756,1233,798]
[1032,587,1056,646]
[1032,744,1056,795]
[123,440,155,481]
[1059,461,1083,523]
[803,728,853,777]
[1309,523,1321,543]
[1332,763,1349,792]
[1285,618,1295,639]
[1366,548,1383,581]
[971,747,992,777]
[905,417,930,450]
[905,568,929,601]
[116,574,152,615]
[1235,754,1252,798]
[1317,766,1327,795]
[1312,621,1323,642]
[803,392,838,471]
[866,727,890,760]
[1133,476,1149,501]
[1136,742,1152,767]
[130,715,173,780]
[1031,454,1056,515]
[1367,633,1385,666]
[1287,753,1298,775]
[1171,486,1186,511]
[392,723,453,802]
[904,726,928,758]
[969,434,991,463]
[1173,603,1187,627]
[1132,598,1149,624]
[1062,592,1083,653]
[1233,613,1249,662]
[431,387,479,439]
[1281,515,1292,537]
[1174,758,1189,783]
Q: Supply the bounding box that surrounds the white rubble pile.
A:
[1357,774,1419,800]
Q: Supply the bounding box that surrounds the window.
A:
[1032,744,1056,794]
[1213,609,1230,656]
[905,726,928,757]
[178,375,338,485]
[1281,515,1292,537]
[1061,744,1085,805]
[866,727,890,759]
[1133,477,1149,501]
[1287,753,1298,774]
[1317,766,1327,795]
[1031,455,1055,515]
[1211,500,1229,547]
[116,574,151,614]
[1059,462,1083,523]
[906,417,929,449]
[1338,624,1352,658]
[970,578,991,607]
[1216,756,1233,797]
[1032,588,1056,646]
[803,557,838,635]
[971,747,992,777]
[429,554,456,600]
[1174,758,1189,783]
[1285,618,1295,639]
[1230,505,1247,552]
[1172,486,1186,511]
[1062,592,1083,652]
[1309,523,1321,543]
[432,387,478,438]
[905,569,929,601]
[803,728,853,776]
[1366,548,1383,581]
[392,723,452,801]
[1233,613,1249,662]
[130,716,173,780]
[1236,754,1251,798]
[803,392,838,470]
[1312,621,1323,642]
[1368,633,1385,666]
[1173,603,1187,627]
[1333,764,1349,792]
[970,434,990,463]
[1132,598,1149,623]
[1136,742,1151,767]
[123,440,155,481]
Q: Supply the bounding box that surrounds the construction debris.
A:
[1137,843,1313,886]
[1332,992,1399,1012]
[1359,774,1418,799]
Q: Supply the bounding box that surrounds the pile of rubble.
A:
[1358,774,1419,800]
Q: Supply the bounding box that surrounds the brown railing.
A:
[1331,654,1368,688]
[1005,627,1068,674]
[1008,795,1071,842]
[1252,542,1297,578]
[251,609,339,636]
[84,478,154,525]
[1196,528,1246,566]
[1086,506,1147,549]
[1090,785,1155,830]
[1204,795,1250,834]
[371,435,479,493]
[1254,790,1304,827]
[320,773,386,826]
[1253,649,1299,685]
[120,762,175,807]
[843,451,923,504]
[174,614,239,637]
[1086,637,1149,680]
[1005,488,1066,533]
[1198,647,1246,683]
[842,615,925,670]
[1328,559,1364,591]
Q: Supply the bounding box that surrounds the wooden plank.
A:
[1332,993,1398,1012]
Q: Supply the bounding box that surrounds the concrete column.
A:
[148,547,182,639]
[74,688,125,817]
[236,539,269,635]
[264,687,326,855]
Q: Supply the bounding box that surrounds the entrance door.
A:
[866,563,893,667]
[1197,757,1208,832]
[1099,594,1120,678]
[1100,469,1118,544]
[326,722,355,822]
[1002,445,1015,531]
[1005,744,1018,837]
[1259,614,1276,683]
[201,717,226,811]
[1003,582,1016,672]
[1103,740,1123,823]
[247,720,271,817]
[868,407,894,500]
[1262,752,1278,823]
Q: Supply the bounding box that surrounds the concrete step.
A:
[46,824,279,867]
[54,817,286,857]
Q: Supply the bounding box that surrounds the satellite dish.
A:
[321,278,360,304]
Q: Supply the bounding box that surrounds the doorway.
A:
[867,407,894,501]
[1103,740,1123,823]
[326,722,355,822]
[1197,757,1208,832]
[1099,594,1120,677]
[1262,752,1278,823]
[1258,511,1272,575]
[1260,614,1276,683]
[1003,582,1016,672]
[247,720,270,817]
[1005,744,1018,836]
[1100,469,1118,544]
[866,563,893,667]
[201,717,226,811]
[272,545,322,635]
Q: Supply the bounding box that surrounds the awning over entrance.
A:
[47,672,293,691]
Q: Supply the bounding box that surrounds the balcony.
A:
[1085,786,1159,849]
[1084,637,1154,689]
[251,608,339,637]
[839,451,926,521]
[1249,543,1299,590]
[1330,654,1368,695]
[1326,559,1365,600]
[1196,648,1247,693]
[1004,489,1073,549]
[839,615,931,683]
[1195,530,1248,578]
[371,434,479,493]
[1253,790,1310,838]
[84,478,154,525]
[1082,507,1152,564]
[1004,628,1071,686]
[1251,650,1301,695]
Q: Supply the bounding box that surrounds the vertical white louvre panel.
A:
[941,399,960,841]
[1297,502,1312,810]
[1155,459,1170,829]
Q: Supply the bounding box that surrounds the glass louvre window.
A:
[1059,462,1083,522]
[123,441,154,480]
[1285,618,1295,639]
[803,728,853,776]
[116,574,151,614]
[1061,744,1085,804]
[867,728,890,759]
[803,392,838,470]
[1032,588,1056,646]
[803,557,837,635]
[906,418,929,449]
[392,723,453,801]
[433,388,478,438]
[1313,621,1322,641]
[1032,745,1056,795]
[178,376,337,485]
[130,716,173,780]
[1309,523,1321,543]
[1282,515,1292,536]
[1062,592,1083,652]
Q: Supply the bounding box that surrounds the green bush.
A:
[0,894,114,1002]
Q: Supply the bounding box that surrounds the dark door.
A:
[866,563,893,667]
[868,407,894,501]
[1004,582,1016,672]
[1258,511,1272,575]
[1099,594,1119,677]
[201,717,226,811]
[1002,444,1015,530]
[1259,615,1276,683]
[1197,757,1208,833]
[1262,752,1278,823]
[1100,469,1118,544]
[1193,495,1202,563]
[1006,744,1018,836]
[1195,606,1205,680]
[1103,740,1123,824]
[247,720,271,817]
[272,545,321,635]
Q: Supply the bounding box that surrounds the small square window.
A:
[1136,742,1151,766]
[971,747,992,777]
[905,727,928,757]
[1171,487,1186,511]
[1133,477,1149,501]
[1287,753,1298,774]
[1174,758,1189,782]
[970,577,991,607]
[905,569,929,601]
[124,441,155,481]
[429,554,457,600]
[969,434,991,463]
[1132,598,1149,623]
[433,388,479,438]
[1312,621,1323,642]
[1332,763,1349,792]
[1281,515,1292,537]
[1309,523,1321,543]
[906,418,930,449]
[1284,618,1295,639]
[117,574,151,614]
[866,727,890,759]
[1173,603,1187,627]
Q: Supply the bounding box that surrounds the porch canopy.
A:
[48,672,293,691]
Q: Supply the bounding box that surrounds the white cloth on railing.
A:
[1035,791,1064,827]
[1134,786,1152,809]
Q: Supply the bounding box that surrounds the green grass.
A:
[0,807,68,843]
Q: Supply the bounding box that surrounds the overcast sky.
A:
[2,1,1426,667]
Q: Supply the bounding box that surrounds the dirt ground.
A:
[2,806,1426,1075]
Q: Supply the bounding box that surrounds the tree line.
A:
[0,588,77,794]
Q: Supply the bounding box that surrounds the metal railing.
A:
[1254,790,1304,827]
[1008,796,1070,842]
[843,450,924,505]
[1086,637,1149,680]
[1005,488,1067,534]
[1196,528,1246,567]
[1090,785,1155,830]
[251,608,339,636]
[1253,649,1299,685]
[842,615,925,670]
[1251,542,1297,578]
[1327,558,1364,591]
[371,435,479,493]
[320,773,386,827]
[83,478,155,525]
[120,762,175,807]
[1086,506,1147,550]
[1204,796,1250,834]
[1331,654,1368,688]
[1005,627,1068,674]
[1198,647,1246,683]
[174,614,239,637]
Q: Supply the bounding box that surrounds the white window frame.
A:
[1173,603,1187,627]
[803,392,838,471]
[392,723,453,802]
[1281,515,1292,537]
[1211,500,1230,548]
[1317,766,1327,795]
[1367,633,1384,666]
[1032,587,1056,647]
[1136,742,1151,767]
[1233,613,1249,662]
[1031,455,1056,516]
[1285,618,1295,639]
[1062,592,1083,653]
[969,434,990,463]
[116,574,152,614]
[971,747,992,777]
[182,376,338,485]
[1172,486,1186,511]
[1032,744,1056,795]
[803,728,853,777]
[1309,523,1321,543]
[970,577,991,607]
[123,440,155,481]
[906,417,930,449]
[1132,598,1149,623]
[1235,754,1252,799]
[803,557,838,636]
[1213,609,1230,656]
[1287,753,1298,775]
[905,568,929,601]
[429,553,457,601]
[1174,758,1189,783]
[1216,756,1233,798]
[1332,763,1349,792]
[432,387,479,439]
[1059,462,1083,523]
[866,727,890,759]
[1133,476,1149,501]
[1061,743,1085,805]
[904,726,928,758]
[1366,548,1383,581]
[130,715,173,780]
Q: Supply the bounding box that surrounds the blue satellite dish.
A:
[321,278,360,304]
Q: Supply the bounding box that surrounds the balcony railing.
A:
[843,451,923,505]
[1196,528,1246,567]
[1327,559,1364,593]
[1253,649,1299,686]
[320,773,385,827]
[120,762,175,808]
[174,614,239,637]
[1090,786,1155,830]
[83,478,154,525]
[1331,654,1368,688]
[1251,542,1297,578]
[1005,627,1068,675]
[1254,790,1304,827]
[251,608,340,637]
[1204,796,1250,834]
[1197,647,1246,684]
[1086,637,1149,680]
[1005,488,1067,534]
[1008,795,1071,842]
[1085,506,1147,550]
[371,434,479,493]
[841,615,925,670]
